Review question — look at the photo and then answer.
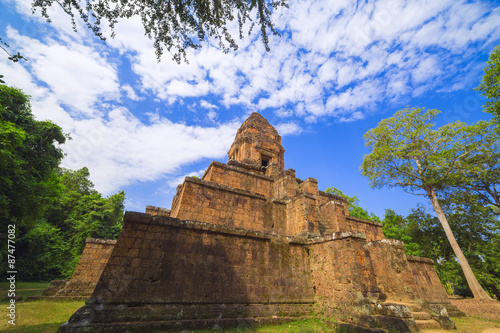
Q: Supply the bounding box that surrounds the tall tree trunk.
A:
[426,187,492,300]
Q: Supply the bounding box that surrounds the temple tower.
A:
[227,112,285,173]
[59,112,462,333]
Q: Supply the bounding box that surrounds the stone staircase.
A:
[375,301,443,331]
[405,303,441,331]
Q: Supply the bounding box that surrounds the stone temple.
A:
[60,112,463,332]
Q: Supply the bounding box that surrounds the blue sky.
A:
[1,0,499,219]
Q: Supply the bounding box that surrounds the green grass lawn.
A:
[0,281,50,301]
[0,300,85,333]
[0,295,498,333]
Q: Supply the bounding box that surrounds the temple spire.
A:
[227,112,285,172]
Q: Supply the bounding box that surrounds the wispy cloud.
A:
[167,170,206,188]
[90,0,500,122]
[275,122,303,136]
[1,0,499,196]
[6,26,119,116]
[61,110,239,193]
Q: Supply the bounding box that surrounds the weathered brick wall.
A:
[202,161,273,197]
[145,205,170,216]
[309,232,381,316]
[286,193,318,235]
[94,212,313,304]
[227,113,285,170]
[318,201,345,233]
[59,212,315,331]
[344,216,385,241]
[171,177,287,234]
[315,199,383,242]
[56,238,116,297]
[317,191,348,212]
[407,255,450,304]
[297,178,318,195]
[272,169,297,199]
[60,213,458,332]
[42,279,69,296]
[367,240,417,301]
[170,168,383,241]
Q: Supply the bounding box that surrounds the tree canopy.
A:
[476,45,500,119]
[0,84,125,281]
[0,85,66,226]
[361,106,494,300]
[382,204,500,300]
[324,187,380,223]
[31,0,287,63]
[445,135,500,216]
[16,167,125,281]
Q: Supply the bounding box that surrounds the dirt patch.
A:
[422,299,500,333]
[450,299,500,321]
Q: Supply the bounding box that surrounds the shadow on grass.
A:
[1,322,65,333]
[165,318,336,333]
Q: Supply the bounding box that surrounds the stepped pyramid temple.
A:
[60,113,464,332]
[40,238,116,299]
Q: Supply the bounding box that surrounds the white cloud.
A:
[2,0,500,197]
[326,79,384,115]
[207,110,217,122]
[95,0,500,122]
[6,27,119,116]
[61,110,239,194]
[275,122,304,135]
[122,84,142,101]
[167,170,205,188]
[200,100,219,110]
[411,56,441,85]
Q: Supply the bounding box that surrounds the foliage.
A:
[476,45,500,119]
[381,202,500,299]
[31,0,288,63]
[446,122,500,215]
[418,203,498,299]
[0,37,28,84]
[381,209,422,256]
[0,85,66,279]
[361,107,491,195]
[0,84,124,281]
[0,85,65,227]
[361,106,493,300]
[324,183,498,298]
[16,168,125,281]
[324,187,380,222]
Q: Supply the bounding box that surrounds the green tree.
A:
[0,86,125,281]
[45,167,124,277]
[0,85,65,226]
[381,209,422,256]
[476,45,500,119]
[402,203,500,299]
[324,187,380,222]
[445,127,500,215]
[1,84,65,278]
[360,106,493,300]
[16,167,125,281]
[31,0,287,63]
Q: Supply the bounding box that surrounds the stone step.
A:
[415,319,441,330]
[383,300,423,312]
[412,311,432,321]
